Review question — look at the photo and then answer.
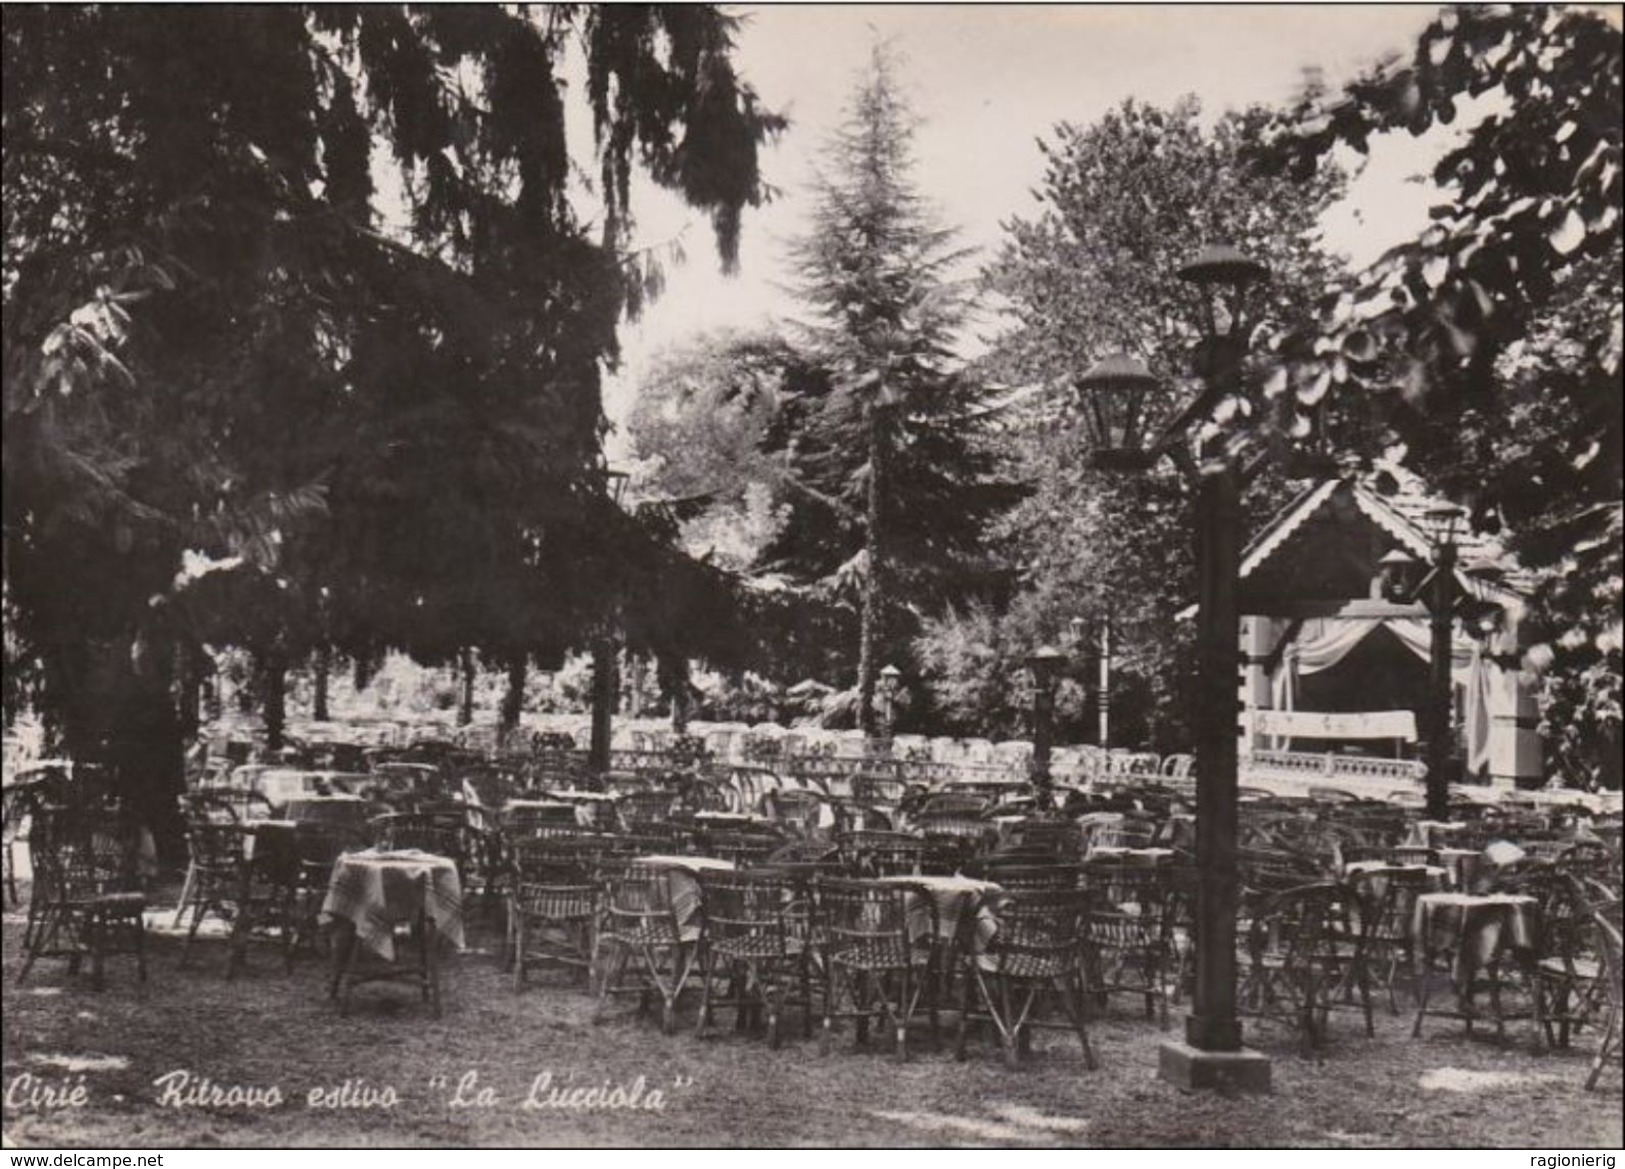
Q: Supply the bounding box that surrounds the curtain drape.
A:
[1264,617,1494,772]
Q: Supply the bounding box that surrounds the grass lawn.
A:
[3,882,1620,1149]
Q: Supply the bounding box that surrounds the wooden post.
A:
[1186,460,1243,1053]
[590,637,615,774]
[1426,542,1458,819]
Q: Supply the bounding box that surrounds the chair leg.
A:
[1412,959,1434,1038]
[1584,1007,1617,1091]
[694,950,717,1039]
[134,914,148,983]
[512,915,527,993]
[1059,973,1098,1071]
[955,959,973,1061]
[90,913,107,992]
[424,916,441,1019]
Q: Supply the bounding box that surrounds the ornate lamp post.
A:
[1408,506,1504,815]
[877,663,903,740]
[1076,242,1272,1092]
[1025,646,1065,801]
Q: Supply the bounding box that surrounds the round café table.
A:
[321,849,464,1017]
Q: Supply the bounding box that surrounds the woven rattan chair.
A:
[175,819,246,965]
[1238,881,1372,1051]
[763,787,830,837]
[508,838,597,991]
[593,862,703,1033]
[1082,860,1175,1026]
[815,877,937,1061]
[837,830,929,878]
[693,870,813,1047]
[955,888,1097,1069]
[1585,898,1621,1090]
[615,790,680,833]
[1349,865,1434,1014]
[17,807,149,989]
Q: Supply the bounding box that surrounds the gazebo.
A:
[1228,463,1540,793]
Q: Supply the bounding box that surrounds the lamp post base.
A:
[1157,1041,1272,1093]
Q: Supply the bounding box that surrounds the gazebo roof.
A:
[1237,461,1531,605]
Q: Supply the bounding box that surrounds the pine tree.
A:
[762,45,1014,733]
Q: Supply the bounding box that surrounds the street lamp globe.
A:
[1377,548,1424,602]
[1024,645,1065,685]
[1076,353,1160,470]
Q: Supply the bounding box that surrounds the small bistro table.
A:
[321,849,464,1017]
[1410,891,1543,1043]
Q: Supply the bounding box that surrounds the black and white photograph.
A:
[2,2,1621,1153]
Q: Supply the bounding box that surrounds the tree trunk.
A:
[458,647,476,727]
[312,643,332,722]
[260,650,287,753]
[589,637,616,772]
[668,657,692,734]
[176,641,205,744]
[353,652,376,692]
[857,402,887,736]
[500,654,526,735]
[56,634,188,868]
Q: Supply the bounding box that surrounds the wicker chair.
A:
[17,807,149,989]
[1585,898,1621,1090]
[693,871,813,1047]
[174,820,247,965]
[226,823,304,979]
[1349,865,1434,1014]
[615,790,680,833]
[815,877,938,1060]
[288,821,367,962]
[508,838,598,991]
[965,860,1084,892]
[763,787,830,837]
[1081,860,1176,1026]
[955,888,1098,1069]
[838,831,930,878]
[1238,881,1372,1050]
[593,862,704,1034]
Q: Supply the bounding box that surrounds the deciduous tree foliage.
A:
[3,6,781,848]
[1258,4,1621,785]
[917,98,1346,745]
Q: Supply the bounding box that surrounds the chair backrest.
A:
[699,870,804,951]
[185,819,247,870]
[293,821,367,871]
[615,790,679,832]
[371,812,465,865]
[603,861,681,919]
[706,832,785,869]
[815,876,917,946]
[1082,859,1172,925]
[918,792,989,819]
[181,791,241,825]
[967,861,1084,891]
[33,806,144,899]
[502,805,580,835]
[980,888,1090,970]
[1245,881,1368,967]
[1591,899,1622,1011]
[511,836,599,884]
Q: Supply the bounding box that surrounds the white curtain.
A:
[1266,617,1495,772]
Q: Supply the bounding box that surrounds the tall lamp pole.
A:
[1076,243,1274,1092]
[1025,646,1064,805]
[877,664,902,740]
[1419,504,1465,820]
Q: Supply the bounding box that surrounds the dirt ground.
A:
[2,883,1620,1149]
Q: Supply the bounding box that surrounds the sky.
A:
[601,4,1456,458]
